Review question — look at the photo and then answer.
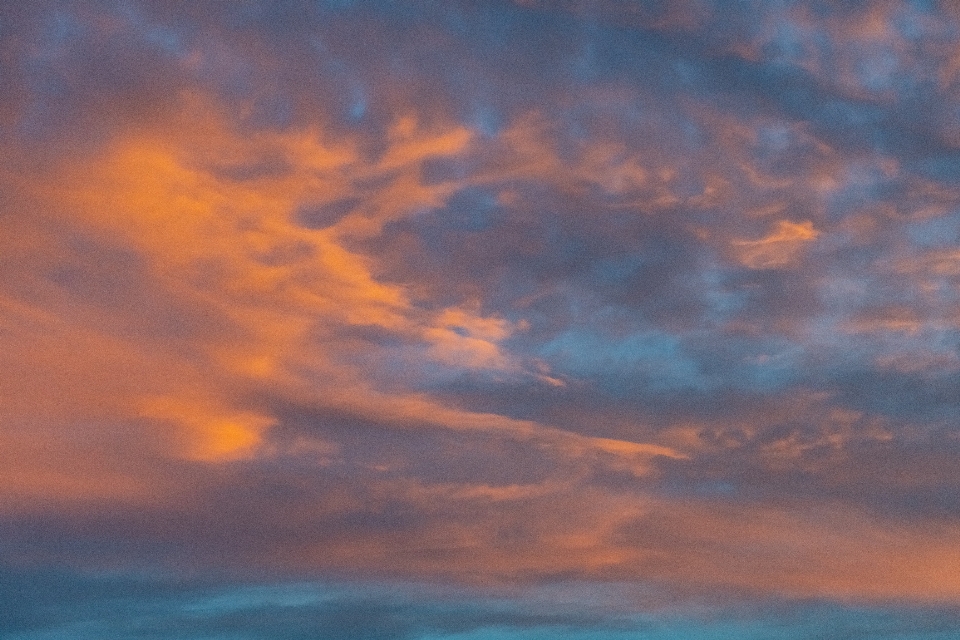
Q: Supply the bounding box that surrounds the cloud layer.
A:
[3,0,960,636]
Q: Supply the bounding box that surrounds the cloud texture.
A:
[3,0,960,636]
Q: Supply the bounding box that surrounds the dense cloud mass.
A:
[3,0,960,636]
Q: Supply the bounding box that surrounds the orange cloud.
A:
[2,94,691,506]
[733,219,820,268]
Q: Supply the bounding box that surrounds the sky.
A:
[3,0,960,637]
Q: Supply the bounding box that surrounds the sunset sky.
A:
[4,1,960,637]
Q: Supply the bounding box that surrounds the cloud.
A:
[4,1,960,633]
[733,219,820,269]
[4,568,960,639]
